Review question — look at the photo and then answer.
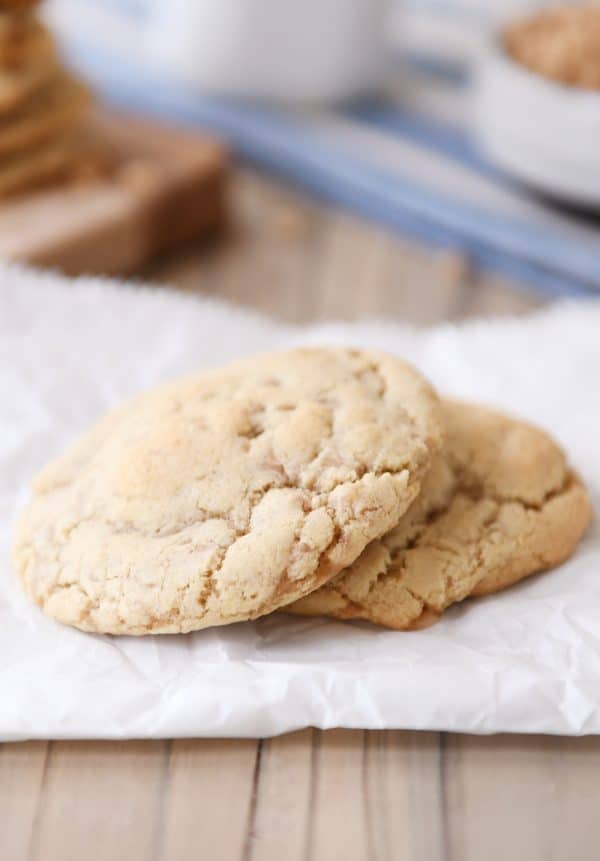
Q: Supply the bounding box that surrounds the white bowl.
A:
[473,35,600,208]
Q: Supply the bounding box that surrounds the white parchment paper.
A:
[1,264,599,739]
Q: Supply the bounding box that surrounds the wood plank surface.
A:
[28,741,168,861]
[250,729,314,861]
[2,169,595,861]
[161,739,258,861]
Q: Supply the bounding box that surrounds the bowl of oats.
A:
[473,3,600,207]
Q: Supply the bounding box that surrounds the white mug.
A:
[47,0,389,104]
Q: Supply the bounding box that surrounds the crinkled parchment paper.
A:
[1,265,598,738]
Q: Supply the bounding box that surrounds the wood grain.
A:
[160,739,258,861]
[309,729,371,860]
[444,735,600,861]
[28,741,168,861]
[250,729,314,861]
[363,731,447,861]
[3,169,587,861]
[0,742,48,861]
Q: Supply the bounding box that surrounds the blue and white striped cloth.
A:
[61,21,600,298]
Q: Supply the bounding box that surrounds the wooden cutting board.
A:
[0,109,228,275]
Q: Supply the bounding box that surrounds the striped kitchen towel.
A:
[50,2,599,298]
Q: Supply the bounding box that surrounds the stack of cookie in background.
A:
[0,0,90,197]
[0,6,227,278]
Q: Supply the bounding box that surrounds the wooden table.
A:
[2,172,598,861]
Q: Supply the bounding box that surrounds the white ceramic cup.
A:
[146,0,389,103]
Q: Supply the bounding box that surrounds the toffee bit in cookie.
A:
[504,4,600,90]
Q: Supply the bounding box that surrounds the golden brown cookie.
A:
[0,7,30,39]
[0,48,58,114]
[0,19,56,70]
[0,2,40,10]
[0,132,76,196]
[13,348,442,635]
[0,75,89,158]
[288,401,592,629]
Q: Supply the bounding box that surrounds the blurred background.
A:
[1,0,599,311]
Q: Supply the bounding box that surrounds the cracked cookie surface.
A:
[287,401,592,629]
[13,347,442,634]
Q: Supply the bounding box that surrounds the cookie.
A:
[0,50,57,115]
[288,401,592,629]
[0,75,89,158]
[0,2,40,10]
[0,8,31,41]
[0,20,56,70]
[13,348,442,635]
[0,132,76,196]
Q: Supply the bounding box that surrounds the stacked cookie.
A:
[13,348,591,635]
[0,0,89,197]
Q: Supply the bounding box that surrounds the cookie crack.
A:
[332,466,576,620]
[447,459,574,512]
